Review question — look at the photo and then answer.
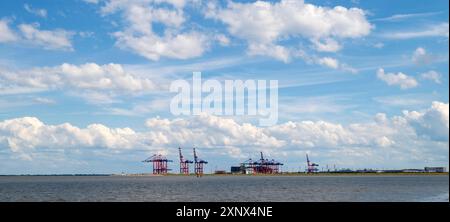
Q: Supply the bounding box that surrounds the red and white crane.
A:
[179,147,193,175]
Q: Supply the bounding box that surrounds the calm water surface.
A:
[0,175,448,202]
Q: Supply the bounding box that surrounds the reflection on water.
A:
[0,175,448,202]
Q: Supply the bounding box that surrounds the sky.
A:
[0,0,448,174]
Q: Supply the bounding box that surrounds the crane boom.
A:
[193,147,198,162]
[179,147,183,162]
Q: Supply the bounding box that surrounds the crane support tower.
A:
[143,154,173,174]
[179,147,193,175]
[193,147,208,177]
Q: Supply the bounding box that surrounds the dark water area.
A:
[0,175,448,202]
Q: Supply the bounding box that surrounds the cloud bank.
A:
[1,102,447,167]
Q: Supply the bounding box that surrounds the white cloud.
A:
[340,63,358,74]
[294,50,357,72]
[373,42,384,48]
[206,0,372,61]
[373,94,434,107]
[78,31,94,38]
[311,38,342,52]
[18,23,74,51]
[412,47,433,65]
[0,86,47,95]
[247,43,291,63]
[24,4,48,18]
[105,97,170,116]
[0,20,74,51]
[376,68,418,89]
[278,95,354,117]
[382,22,449,39]
[33,97,56,105]
[145,113,284,148]
[373,12,442,22]
[1,102,447,166]
[83,0,100,4]
[317,57,339,69]
[0,19,18,43]
[99,0,208,61]
[403,101,449,141]
[1,63,156,92]
[215,34,230,46]
[421,70,442,84]
[0,63,160,103]
[0,117,141,156]
[113,31,208,60]
[412,47,426,61]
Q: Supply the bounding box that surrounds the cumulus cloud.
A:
[145,114,284,148]
[376,68,418,89]
[0,20,74,51]
[113,31,208,60]
[206,0,372,61]
[412,47,433,65]
[403,101,449,141]
[18,23,74,51]
[421,70,442,84]
[99,0,209,61]
[0,19,18,43]
[0,117,141,158]
[1,102,447,164]
[0,63,160,103]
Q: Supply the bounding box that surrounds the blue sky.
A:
[0,0,448,174]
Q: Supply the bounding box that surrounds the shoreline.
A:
[0,172,448,177]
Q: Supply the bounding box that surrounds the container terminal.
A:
[142,147,447,176]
